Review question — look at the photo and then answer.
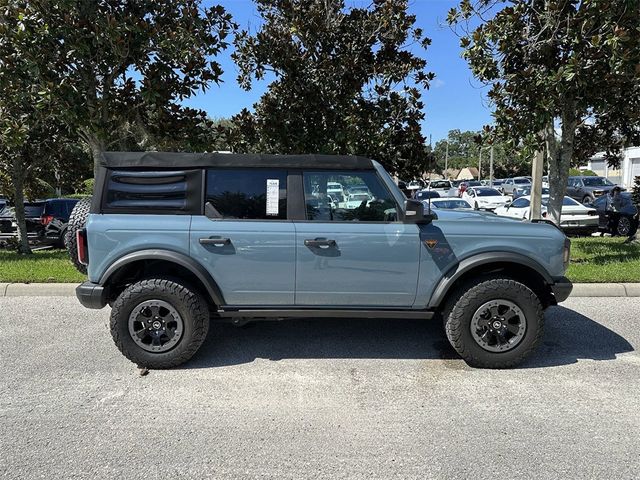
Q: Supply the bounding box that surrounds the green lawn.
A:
[567,236,640,283]
[0,249,86,283]
[0,236,638,284]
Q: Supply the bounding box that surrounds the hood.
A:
[434,209,521,223]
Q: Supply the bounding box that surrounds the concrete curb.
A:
[0,282,639,298]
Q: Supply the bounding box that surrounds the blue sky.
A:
[184,0,494,144]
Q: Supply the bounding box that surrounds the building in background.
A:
[588,147,640,187]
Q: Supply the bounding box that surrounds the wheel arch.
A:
[99,249,225,307]
[428,252,555,309]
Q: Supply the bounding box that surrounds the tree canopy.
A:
[4,1,236,173]
[228,0,435,178]
[449,0,640,221]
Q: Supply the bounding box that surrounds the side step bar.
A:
[216,308,434,320]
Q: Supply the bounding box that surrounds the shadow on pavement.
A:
[184,306,633,369]
[522,305,634,368]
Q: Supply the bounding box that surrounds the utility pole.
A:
[478,148,482,181]
[489,145,494,187]
[529,149,544,220]
[445,142,449,178]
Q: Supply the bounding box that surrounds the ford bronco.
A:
[74,152,572,369]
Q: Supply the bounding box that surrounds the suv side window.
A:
[303,170,398,222]
[206,169,287,220]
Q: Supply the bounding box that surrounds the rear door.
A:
[293,170,420,307]
[190,168,296,306]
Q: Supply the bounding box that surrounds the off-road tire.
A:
[65,197,91,274]
[110,278,210,369]
[443,277,544,369]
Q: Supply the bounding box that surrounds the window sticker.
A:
[266,179,280,216]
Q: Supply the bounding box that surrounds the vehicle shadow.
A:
[183,306,633,369]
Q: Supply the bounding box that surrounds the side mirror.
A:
[404,199,434,224]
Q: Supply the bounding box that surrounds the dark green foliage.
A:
[4,1,236,171]
[631,176,640,206]
[228,0,434,178]
[449,0,640,223]
[432,129,529,177]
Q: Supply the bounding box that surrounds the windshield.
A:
[582,177,614,187]
[429,181,450,189]
[475,188,502,197]
[433,200,470,209]
[541,196,580,207]
[514,178,531,184]
[466,181,481,187]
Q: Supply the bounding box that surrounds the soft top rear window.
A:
[103,169,201,214]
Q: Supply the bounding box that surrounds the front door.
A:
[294,170,420,307]
[190,168,295,306]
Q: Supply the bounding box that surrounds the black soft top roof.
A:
[101,152,375,170]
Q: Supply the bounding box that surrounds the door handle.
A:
[304,238,337,248]
[199,237,231,246]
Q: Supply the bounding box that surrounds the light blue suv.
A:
[74,152,572,369]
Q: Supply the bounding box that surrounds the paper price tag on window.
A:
[266,179,280,216]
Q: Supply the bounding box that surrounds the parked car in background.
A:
[41,198,80,247]
[542,176,549,188]
[457,180,481,197]
[407,180,425,193]
[501,177,532,196]
[326,182,346,203]
[494,195,598,234]
[512,187,550,200]
[427,198,473,210]
[462,187,510,211]
[590,192,638,237]
[414,190,440,202]
[344,192,373,209]
[490,179,505,189]
[426,179,456,197]
[566,176,624,205]
[0,198,79,247]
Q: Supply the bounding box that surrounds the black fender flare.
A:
[99,249,225,306]
[427,251,554,308]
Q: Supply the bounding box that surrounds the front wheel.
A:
[582,195,592,205]
[443,277,544,368]
[110,278,210,368]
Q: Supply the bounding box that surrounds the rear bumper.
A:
[551,277,573,303]
[76,281,108,309]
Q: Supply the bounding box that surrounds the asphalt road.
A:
[1,297,639,479]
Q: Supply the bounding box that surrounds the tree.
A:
[0,5,58,254]
[230,0,434,178]
[449,0,640,223]
[431,129,529,178]
[7,1,235,176]
[626,175,640,244]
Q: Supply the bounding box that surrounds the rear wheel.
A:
[65,197,91,274]
[110,278,210,368]
[443,277,544,368]
[616,216,632,236]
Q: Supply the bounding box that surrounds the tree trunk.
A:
[82,131,105,179]
[545,109,578,225]
[10,161,32,255]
